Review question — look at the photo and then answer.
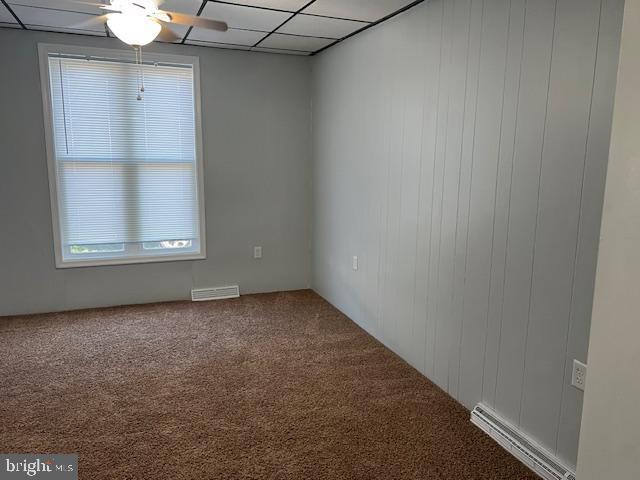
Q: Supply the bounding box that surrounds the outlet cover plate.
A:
[571,359,587,391]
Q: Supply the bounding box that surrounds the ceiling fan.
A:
[80,0,228,46]
[72,0,227,100]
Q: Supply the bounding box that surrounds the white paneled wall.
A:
[311,0,623,467]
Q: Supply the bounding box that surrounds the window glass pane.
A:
[70,243,125,254]
[143,240,193,250]
[44,49,204,266]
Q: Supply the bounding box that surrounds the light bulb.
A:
[107,13,161,46]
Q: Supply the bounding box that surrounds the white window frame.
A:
[38,43,207,268]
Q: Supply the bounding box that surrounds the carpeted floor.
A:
[0,290,538,479]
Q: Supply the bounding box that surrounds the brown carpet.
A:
[0,290,538,479]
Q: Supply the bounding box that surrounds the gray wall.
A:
[311,0,622,468]
[0,28,312,316]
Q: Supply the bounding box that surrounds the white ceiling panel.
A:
[200,1,290,32]
[278,14,366,39]
[10,5,106,32]
[2,0,421,55]
[302,0,417,22]
[252,47,309,56]
[185,40,250,51]
[220,0,309,12]
[7,0,99,15]
[259,33,333,52]
[160,0,202,15]
[1,4,17,24]
[7,0,201,16]
[28,24,106,35]
[188,26,265,46]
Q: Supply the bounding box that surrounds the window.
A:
[39,44,205,267]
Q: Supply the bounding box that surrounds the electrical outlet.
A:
[253,246,262,259]
[352,256,358,271]
[571,359,587,391]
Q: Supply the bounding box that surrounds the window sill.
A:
[55,252,206,269]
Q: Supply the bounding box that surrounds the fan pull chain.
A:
[134,47,141,100]
[135,46,145,101]
[140,47,146,95]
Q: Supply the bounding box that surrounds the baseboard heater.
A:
[191,285,240,301]
[471,404,575,480]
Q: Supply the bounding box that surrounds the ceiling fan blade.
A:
[155,24,181,43]
[160,10,228,31]
[98,5,121,12]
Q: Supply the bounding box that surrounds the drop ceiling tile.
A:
[160,0,202,15]
[10,5,106,32]
[7,0,201,17]
[28,24,106,35]
[259,33,333,52]
[252,47,309,56]
[302,0,417,22]
[278,14,366,39]
[184,40,250,51]
[219,1,309,12]
[188,27,265,46]
[7,0,99,15]
[1,4,17,23]
[200,2,290,32]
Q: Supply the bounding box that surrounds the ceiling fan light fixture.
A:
[107,13,161,46]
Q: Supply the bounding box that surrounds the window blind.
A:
[46,53,201,262]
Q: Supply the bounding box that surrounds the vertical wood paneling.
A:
[555,0,623,466]
[348,33,374,330]
[446,0,484,400]
[406,1,437,370]
[312,0,621,466]
[359,28,388,340]
[428,0,455,384]
[372,31,396,338]
[520,0,602,449]
[445,0,482,399]
[482,0,526,408]
[413,0,445,374]
[379,21,407,350]
[458,0,510,409]
[435,0,473,394]
[494,0,557,424]
[395,11,428,363]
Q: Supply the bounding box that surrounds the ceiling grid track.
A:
[1,0,26,28]
[251,0,317,49]
[0,0,427,55]
[180,0,209,44]
[311,0,425,55]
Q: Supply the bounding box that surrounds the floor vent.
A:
[471,404,575,480]
[191,285,240,301]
